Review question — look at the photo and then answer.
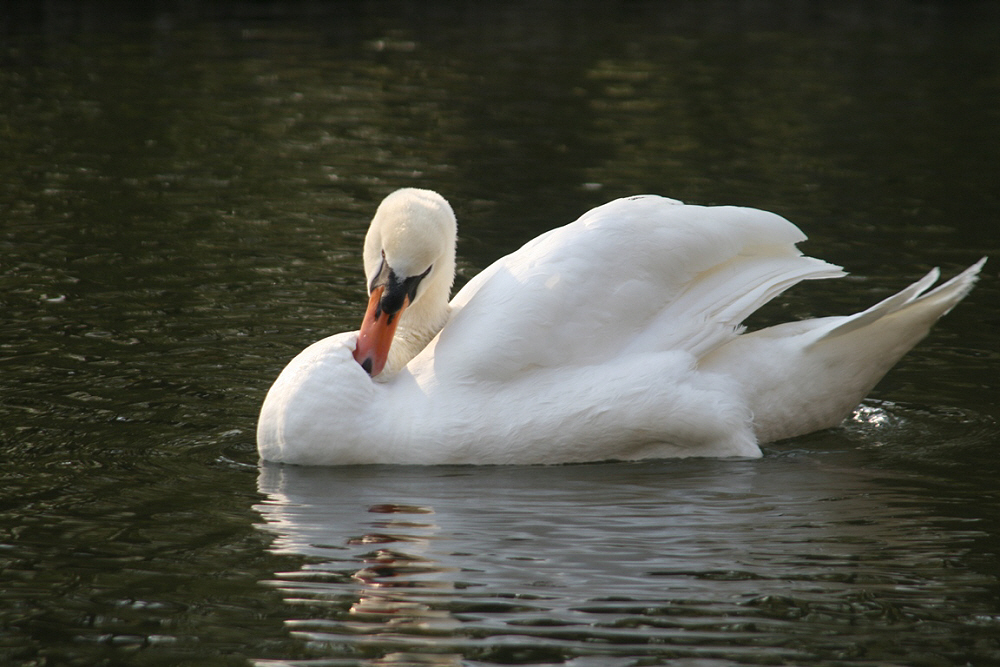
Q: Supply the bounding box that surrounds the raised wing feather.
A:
[413,195,843,382]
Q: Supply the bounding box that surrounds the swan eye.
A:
[385,265,432,310]
[372,263,434,318]
[407,264,433,300]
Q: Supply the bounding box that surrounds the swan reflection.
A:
[254,443,992,666]
[256,464,465,664]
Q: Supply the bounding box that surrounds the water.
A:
[2,2,999,665]
[254,448,1000,666]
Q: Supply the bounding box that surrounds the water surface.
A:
[1,2,999,665]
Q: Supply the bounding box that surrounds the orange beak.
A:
[353,285,410,377]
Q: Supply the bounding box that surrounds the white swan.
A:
[257,189,984,465]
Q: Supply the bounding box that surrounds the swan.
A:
[257,189,984,465]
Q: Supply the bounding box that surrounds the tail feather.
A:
[919,257,986,314]
[813,258,984,345]
[701,259,986,444]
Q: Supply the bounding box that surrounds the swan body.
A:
[257,189,983,465]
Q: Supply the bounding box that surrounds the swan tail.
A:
[700,259,986,443]
[809,257,985,344]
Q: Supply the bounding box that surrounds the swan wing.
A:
[412,195,843,382]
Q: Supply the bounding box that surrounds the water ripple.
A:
[254,458,1000,665]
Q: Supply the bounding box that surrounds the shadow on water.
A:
[254,416,1000,665]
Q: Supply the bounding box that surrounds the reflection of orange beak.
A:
[353,285,409,377]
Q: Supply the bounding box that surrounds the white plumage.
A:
[257,189,983,465]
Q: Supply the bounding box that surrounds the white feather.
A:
[257,190,983,465]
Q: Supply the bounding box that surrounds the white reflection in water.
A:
[254,449,995,665]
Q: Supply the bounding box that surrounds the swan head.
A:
[353,188,457,378]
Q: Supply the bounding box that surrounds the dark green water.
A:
[2,2,999,665]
